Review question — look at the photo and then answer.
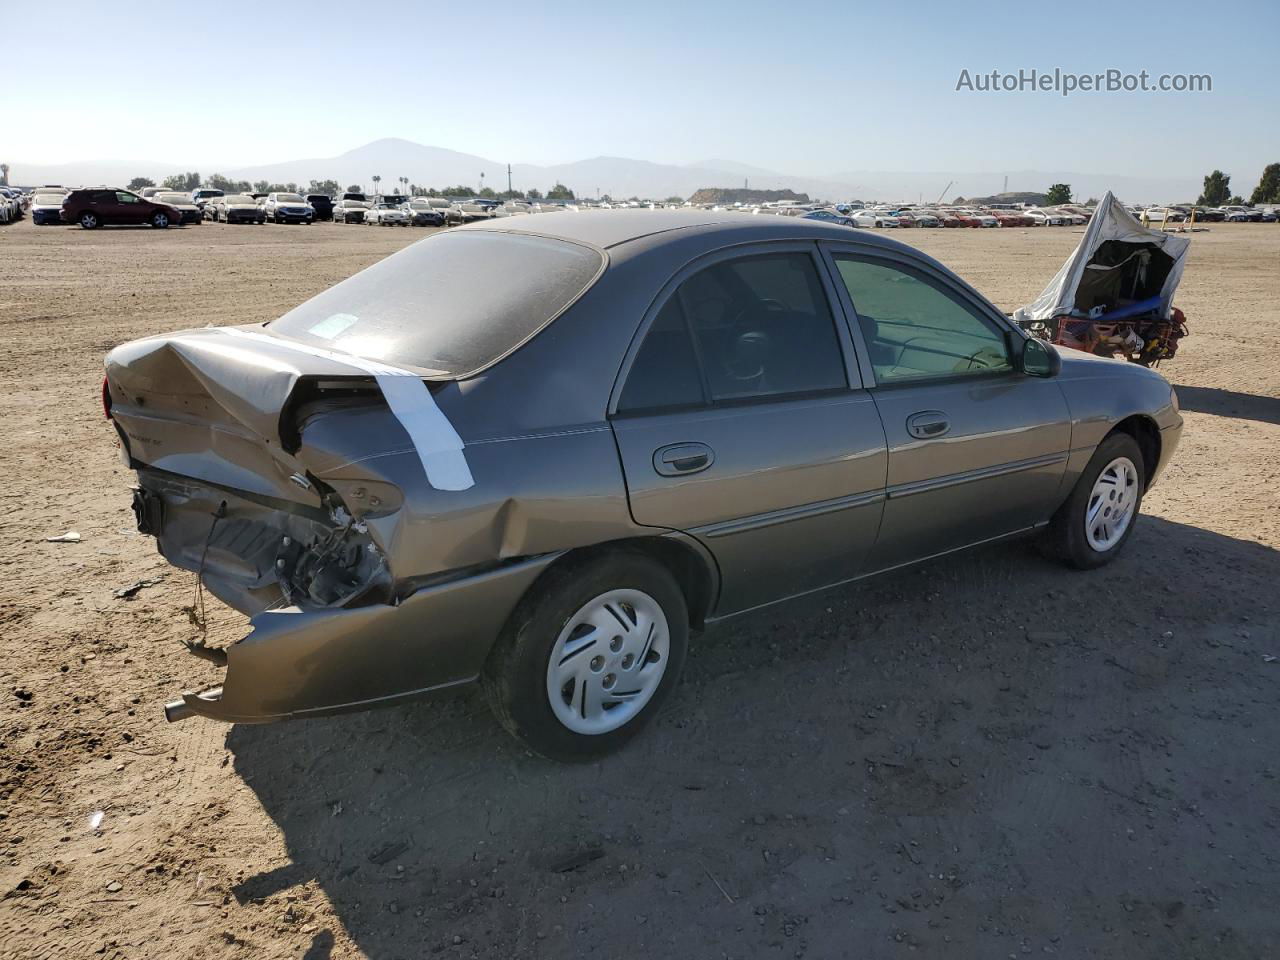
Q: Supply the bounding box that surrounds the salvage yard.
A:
[1,219,1278,959]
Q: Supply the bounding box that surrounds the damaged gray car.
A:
[104,211,1182,760]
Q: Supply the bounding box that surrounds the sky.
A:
[5,0,1277,187]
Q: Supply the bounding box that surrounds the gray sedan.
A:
[103,211,1182,759]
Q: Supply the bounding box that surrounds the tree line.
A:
[124,173,597,201]
[1198,165,1280,206]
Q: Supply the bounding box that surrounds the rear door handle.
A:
[906,411,950,439]
[653,442,715,476]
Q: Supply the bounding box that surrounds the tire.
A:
[483,549,689,761]
[78,211,100,229]
[1039,432,1145,569]
[150,212,169,228]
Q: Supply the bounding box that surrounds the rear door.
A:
[610,244,888,616]
[820,245,1071,571]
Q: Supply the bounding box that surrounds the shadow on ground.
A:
[1173,384,1280,426]
[227,517,1280,959]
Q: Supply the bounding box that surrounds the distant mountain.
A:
[6,139,1203,204]
[689,187,810,205]
[219,139,859,201]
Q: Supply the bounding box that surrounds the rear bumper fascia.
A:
[168,553,559,723]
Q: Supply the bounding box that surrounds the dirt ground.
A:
[1,217,1277,960]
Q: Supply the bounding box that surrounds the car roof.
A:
[457,208,916,253]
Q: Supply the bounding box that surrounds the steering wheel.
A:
[721,299,788,381]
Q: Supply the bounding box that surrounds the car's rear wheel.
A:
[150,211,169,228]
[483,549,688,761]
[78,211,99,229]
[1039,432,1145,569]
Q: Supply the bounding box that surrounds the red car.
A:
[61,188,183,229]
[992,211,1032,227]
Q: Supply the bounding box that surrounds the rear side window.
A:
[269,231,604,376]
[617,299,704,412]
[618,251,847,412]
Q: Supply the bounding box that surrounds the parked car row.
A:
[1,186,33,223]
[16,182,1280,232]
[797,204,1095,229]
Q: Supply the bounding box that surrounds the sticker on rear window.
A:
[308,313,359,339]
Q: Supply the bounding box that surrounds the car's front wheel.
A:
[483,549,689,761]
[1040,431,1145,569]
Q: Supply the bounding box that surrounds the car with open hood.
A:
[103,210,1182,760]
[191,188,225,209]
[307,195,335,221]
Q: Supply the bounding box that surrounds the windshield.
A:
[276,193,305,202]
[410,201,430,209]
[157,193,189,203]
[226,195,255,204]
[35,194,63,204]
[269,231,604,376]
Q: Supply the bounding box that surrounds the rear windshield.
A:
[269,231,604,376]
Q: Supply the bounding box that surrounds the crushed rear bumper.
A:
[165,554,558,723]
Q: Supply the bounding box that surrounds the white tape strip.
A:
[219,328,474,491]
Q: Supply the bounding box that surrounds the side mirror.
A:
[1018,336,1061,377]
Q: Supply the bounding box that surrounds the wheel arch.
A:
[1108,414,1161,489]
[530,534,719,631]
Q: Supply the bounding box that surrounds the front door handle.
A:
[906,411,950,439]
[653,442,715,477]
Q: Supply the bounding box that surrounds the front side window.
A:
[833,257,1011,384]
[618,251,847,412]
[116,191,140,204]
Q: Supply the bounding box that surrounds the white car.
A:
[852,210,899,227]
[366,202,410,226]
[1027,208,1067,226]
[1049,208,1087,225]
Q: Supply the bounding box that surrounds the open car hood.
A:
[1014,191,1190,323]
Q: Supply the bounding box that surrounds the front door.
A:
[114,190,147,224]
[822,248,1071,571]
[610,245,888,615]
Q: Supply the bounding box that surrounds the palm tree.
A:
[372,175,381,197]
